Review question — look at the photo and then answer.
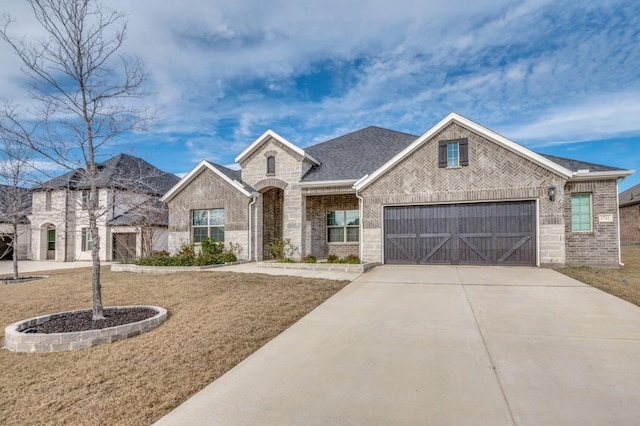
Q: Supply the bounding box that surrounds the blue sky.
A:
[1,0,639,190]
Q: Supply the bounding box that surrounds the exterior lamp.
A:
[548,185,557,202]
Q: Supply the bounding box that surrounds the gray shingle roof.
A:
[537,153,625,173]
[302,126,419,182]
[40,154,180,195]
[620,183,640,207]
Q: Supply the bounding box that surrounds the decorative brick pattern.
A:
[239,137,314,259]
[4,306,167,353]
[262,188,284,259]
[620,204,640,245]
[305,194,359,259]
[167,168,250,256]
[564,180,621,266]
[360,122,568,265]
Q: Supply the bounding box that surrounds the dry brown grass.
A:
[0,268,348,425]
[557,245,640,307]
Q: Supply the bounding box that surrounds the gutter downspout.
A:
[248,195,257,261]
[616,179,624,266]
[355,189,364,263]
[64,187,69,262]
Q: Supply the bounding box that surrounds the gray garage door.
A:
[384,201,536,266]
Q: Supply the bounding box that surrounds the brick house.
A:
[620,183,640,245]
[28,154,179,262]
[162,113,633,267]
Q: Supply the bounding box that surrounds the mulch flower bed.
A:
[24,307,157,334]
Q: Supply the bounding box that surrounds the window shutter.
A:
[459,138,469,166]
[81,228,87,251]
[438,140,447,168]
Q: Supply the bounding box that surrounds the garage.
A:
[383,201,536,266]
[0,236,14,261]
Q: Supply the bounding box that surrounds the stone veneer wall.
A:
[167,168,250,259]
[564,179,621,266]
[620,203,640,245]
[240,137,313,260]
[305,194,359,259]
[359,122,568,266]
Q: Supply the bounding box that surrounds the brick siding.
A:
[564,180,621,266]
[360,122,568,265]
[620,204,640,245]
[305,194,359,259]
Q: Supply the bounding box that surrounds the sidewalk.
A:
[0,260,104,275]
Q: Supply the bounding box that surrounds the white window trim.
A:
[191,209,225,243]
[571,193,593,232]
[327,210,360,243]
[447,141,460,168]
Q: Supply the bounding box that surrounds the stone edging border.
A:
[4,305,167,353]
[111,261,246,274]
[257,261,379,273]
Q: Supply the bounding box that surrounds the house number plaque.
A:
[598,214,613,222]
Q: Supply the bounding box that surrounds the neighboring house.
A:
[619,183,640,245]
[0,185,32,261]
[163,113,634,267]
[28,154,179,262]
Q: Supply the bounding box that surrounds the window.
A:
[192,209,225,243]
[81,228,94,251]
[45,191,52,211]
[439,138,469,168]
[571,194,592,231]
[327,210,359,243]
[447,141,459,167]
[82,190,91,210]
[267,156,276,175]
[47,229,55,251]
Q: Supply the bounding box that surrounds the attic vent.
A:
[577,169,590,173]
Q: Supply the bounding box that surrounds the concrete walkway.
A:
[156,265,640,425]
[0,260,103,275]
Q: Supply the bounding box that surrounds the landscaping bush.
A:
[327,254,360,264]
[302,254,317,263]
[267,238,297,260]
[136,239,237,266]
[327,254,340,263]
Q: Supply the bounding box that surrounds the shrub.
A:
[136,239,238,266]
[326,254,360,264]
[267,238,297,260]
[302,254,317,263]
[342,254,361,264]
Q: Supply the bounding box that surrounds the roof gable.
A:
[234,129,320,166]
[620,183,640,207]
[161,160,253,203]
[355,113,580,190]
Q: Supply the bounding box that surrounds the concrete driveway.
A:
[156,265,640,426]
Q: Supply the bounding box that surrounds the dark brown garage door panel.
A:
[384,201,536,266]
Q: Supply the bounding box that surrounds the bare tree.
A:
[0,138,34,280]
[0,0,148,319]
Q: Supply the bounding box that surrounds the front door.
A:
[46,228,56,260]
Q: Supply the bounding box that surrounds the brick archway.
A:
[262,187,284,259]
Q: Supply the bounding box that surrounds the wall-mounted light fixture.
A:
[548,185,557,202]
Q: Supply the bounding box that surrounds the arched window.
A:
[267,156,275,175]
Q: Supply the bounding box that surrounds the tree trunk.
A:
[90,214,104,320]
[11,222,18,280]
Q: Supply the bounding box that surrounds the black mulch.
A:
[24,308,157,334]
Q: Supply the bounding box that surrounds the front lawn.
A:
[0,268,349,425]
[557,245,640,307]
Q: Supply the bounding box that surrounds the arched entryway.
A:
[262,187,284,259]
